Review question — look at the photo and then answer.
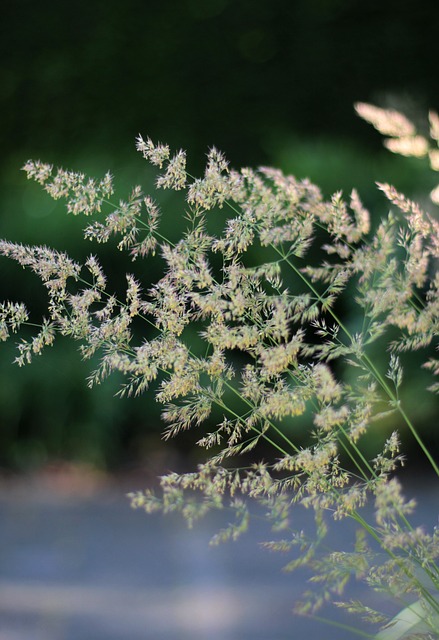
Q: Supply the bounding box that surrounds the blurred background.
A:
[0,0,438,474]
[1,3,438,639]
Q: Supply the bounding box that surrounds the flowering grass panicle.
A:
[1,104,439,638]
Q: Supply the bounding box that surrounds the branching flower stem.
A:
[274,246,439,478]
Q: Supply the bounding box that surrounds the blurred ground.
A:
[0,466,437,640]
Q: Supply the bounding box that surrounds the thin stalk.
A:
[310,614,375,639]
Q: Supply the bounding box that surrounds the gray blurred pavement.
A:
[0,473,437,640]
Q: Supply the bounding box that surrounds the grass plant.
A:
[1,104,438,638]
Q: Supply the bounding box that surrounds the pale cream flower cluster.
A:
[356,101,439,205]
[1,104,438,636]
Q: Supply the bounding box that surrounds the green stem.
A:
[310,614,375,639]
